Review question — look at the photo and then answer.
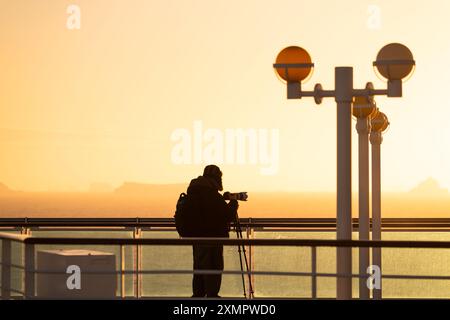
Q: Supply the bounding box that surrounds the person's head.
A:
[203,164,223,191]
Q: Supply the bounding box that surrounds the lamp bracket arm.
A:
[301,86,335,98]
[353,88,388,97]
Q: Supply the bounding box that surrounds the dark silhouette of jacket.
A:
[186,175,237,237]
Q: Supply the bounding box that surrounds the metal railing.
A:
[4,217,450,226]
[4,217,450,231]
[0,218,450,298]
[3,223,450,299]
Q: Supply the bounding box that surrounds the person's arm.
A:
[210,191,238,223]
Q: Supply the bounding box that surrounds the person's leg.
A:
[205,245,224,298]
[192,245,206,297]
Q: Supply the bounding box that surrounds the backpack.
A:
[174,192,203,237]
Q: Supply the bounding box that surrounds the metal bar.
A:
[1,239,11,299]
[0,232,29,242]
[120,244,125,298]
[273,63,314,68]
[311,246,317,299]
[135,244,140,298]
[15,267,450,282]
[25,243,35,299]
[6,228,450,249]
[373,59,415,66]
[5,225,450,233]
[353,89,389,96]
[6,218,450,229]
[138,244,142,298]
[18,237,450,249]
[299,90,336,98]
[133,226,142,298]
[4,217,450,224]
[33,227,166,232]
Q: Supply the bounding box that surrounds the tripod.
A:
[234,213,254,299]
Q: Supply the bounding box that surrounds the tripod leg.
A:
[235,225,247,298]
[235,221,254,298]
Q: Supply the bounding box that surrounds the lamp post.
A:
[273,43,414,299]
[353,97,377,299]
[370,110,389,300]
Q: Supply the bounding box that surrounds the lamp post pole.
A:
[369,111,388,300]
[356,116,371,299]
[335,67,353,300]
[370,131,382,299]
[353,98,376,299]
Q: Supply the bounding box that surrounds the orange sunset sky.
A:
[0,0,449,194]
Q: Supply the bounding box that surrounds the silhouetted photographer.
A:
[174,165,240,298]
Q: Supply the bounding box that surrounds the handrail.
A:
[3,232,450,248]
[0,232,29,242]
[3,217,450,229]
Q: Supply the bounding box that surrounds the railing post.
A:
[120,244,125,298]
[21,217,31,236]
[25,243,35,299]
[1,239,11,299]
[133,226,141,298]
[311,246,317,299]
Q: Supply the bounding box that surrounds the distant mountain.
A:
[2,181,450,217]
[409,178,449,197]
[0,182,14,194]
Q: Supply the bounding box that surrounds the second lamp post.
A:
[353,97,377,299]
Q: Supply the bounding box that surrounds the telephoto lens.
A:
[223,192,248,201]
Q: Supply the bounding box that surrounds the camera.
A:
[223,191,248,201]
